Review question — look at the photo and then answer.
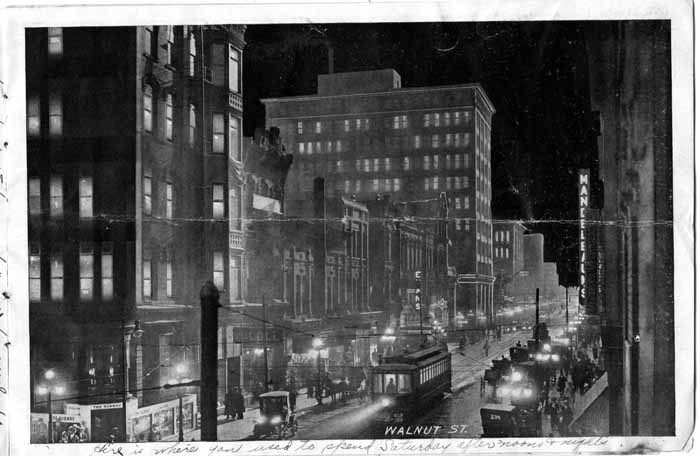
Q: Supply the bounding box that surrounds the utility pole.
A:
[534,288,540,346]
[200,281,219,441]
[262,295,269,391]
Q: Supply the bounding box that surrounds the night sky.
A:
[242,22,600,286]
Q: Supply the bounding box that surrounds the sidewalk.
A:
[164,388,350,441]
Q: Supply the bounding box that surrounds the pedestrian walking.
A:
[224,388,234,420]
[233,387,245,420]
[483,338,490,358]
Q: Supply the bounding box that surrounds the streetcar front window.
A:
[373,373,411,393]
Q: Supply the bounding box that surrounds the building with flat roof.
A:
[262,69,496,325]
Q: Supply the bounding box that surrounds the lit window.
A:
[327,141,333,153]
[445,155,453,170]
[165,26,174,65]
[355,180,361,193]
[48,27,63,56]
[506,231,510,242]
[433,154,439,169]
[443,112,450,126]
[29,178,41,215]
[433,113,440,127]
[165,93,173,141]
[189,32,196,77]
[143,175,152,215]
[49,176,63,217]
[402,157,410,171]
[454,153,463,169]
[166,182,173,219]
[423,155,430,171]
[423,114,430,127]
[143,85,153,132]
[315,141,321,154]
[49,93,62,136]
[431,134,439,148]
[454,177,462,190]
[363,159,370,172]
[79,177,93,218]
[393,116,400,130]
[213,251,225,290]
[455,196,461,209]
[455,133,461,147]
[212,184,225,219]
[337,161,343,172]
[463,133,471,146]
[455,219,462,231]
[315,121,322,134]
[229,114,240,161]
[143,258,152,299]
[446,177,453,190]
[50,252,63,301]
[79,244,94,301]
[307,142,313,154]
[344,180,351,194]
[432,176,439,190]
[355,119,361,130]
[373,158,380,172]
[144,26,154,56]
[230,255,241,300]
[424,178,430,191]
[363,119,370,130]
[506,248,510,259]
[298,143,305,154]
[212,113,224,153]
[297,121,304,134]
[29,245,41,302]
[384,157,391,171]
[336,140,342,152]
[229,46,240,92]
[454,111,461,125]
[393,178,401,192]
[166,260,173,298]
[372,179,379,192]
[413,135,421,149]
[344,119,350,132]
[101,243,113,300]
[230,185,242,230]
[188,104,196,147]
[27,96,40,136]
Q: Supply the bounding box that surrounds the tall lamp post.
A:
[36,369,64,443]
[312,338,323,405]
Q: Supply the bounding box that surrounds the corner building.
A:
[26,25,245,442]
[262,69,495,327]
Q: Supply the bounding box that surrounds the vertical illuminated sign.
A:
[579,169,589,307]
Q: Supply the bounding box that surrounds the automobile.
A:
[480,403,518,437]
[252,391,297,439]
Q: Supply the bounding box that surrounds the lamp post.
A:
[312,338,323,405]
[36,369,64,444]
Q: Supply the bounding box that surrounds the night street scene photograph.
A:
[24,20,675,443]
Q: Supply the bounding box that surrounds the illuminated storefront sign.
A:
[579,169,589,305]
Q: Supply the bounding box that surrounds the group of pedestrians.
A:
[545,395,574,437]
[224,387,246,421]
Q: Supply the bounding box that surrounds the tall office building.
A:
[26,25,245,442]
[262,69,496,324]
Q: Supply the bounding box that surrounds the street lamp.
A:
[312,338,323,405]
[36,369,64,443]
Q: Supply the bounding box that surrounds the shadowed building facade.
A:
[262,69,495,327]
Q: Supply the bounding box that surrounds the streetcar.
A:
[370,344,451,425]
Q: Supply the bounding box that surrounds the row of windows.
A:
[454,219,471,232]
[142,85,241,159]
[28,176,92,218]
[296,133,472,155]
[452,196,470,210]
[495,230,511,243]
[142,174,242,225]
[26,94,62,137]
[419,358,449,384]
[495,247,511,259]
[423,176,469,191]
[28,243,113,302]
[295,111,473,135]
[298,153,471,175]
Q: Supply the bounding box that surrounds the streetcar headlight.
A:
[552,354,560,362]
[381,397,393,408]
[543,343,551,352]
[270,416,282,425]
[511,371,523,382]
[523,388,533,398]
